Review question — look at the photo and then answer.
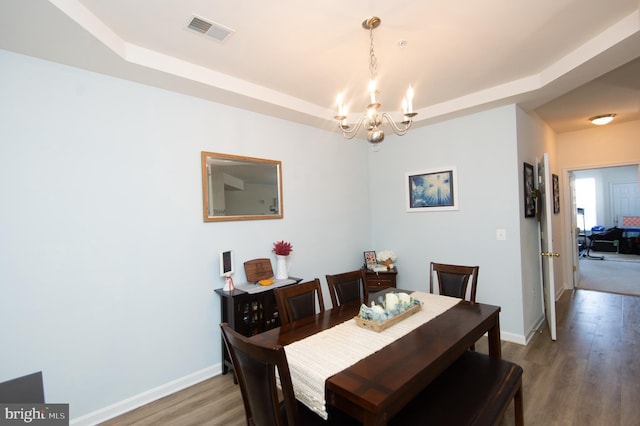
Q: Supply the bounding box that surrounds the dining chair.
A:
[220,323,327,426]
[429,262,480,303]
[325,269,366,308]
[274,278,326,326]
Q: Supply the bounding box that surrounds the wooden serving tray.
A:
[355,303,421,332]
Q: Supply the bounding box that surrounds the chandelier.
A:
[335,17,417,146]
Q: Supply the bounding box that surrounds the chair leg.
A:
[514,379,524,426]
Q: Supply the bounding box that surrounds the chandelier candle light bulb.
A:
[336,94,348,127]
[369,79,377,104]
[406,85,414,114]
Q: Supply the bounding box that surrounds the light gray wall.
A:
[1,48,554,422]
[0,49,371,420]
[516,109,558,336]
[368,105,530,343]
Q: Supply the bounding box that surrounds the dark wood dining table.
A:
[250,293,502,426]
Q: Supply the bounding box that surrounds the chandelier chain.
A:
[369,26,377,80]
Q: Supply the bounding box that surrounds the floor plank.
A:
[101,289,640,426]
[98,373,244,426]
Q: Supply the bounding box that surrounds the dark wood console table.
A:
[215,277,302,374]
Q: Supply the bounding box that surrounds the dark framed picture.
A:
[363,251,377,267]
[523,162,536,218]
[219,250,234,277]
[405,166,459,212]
[552,174,560,214]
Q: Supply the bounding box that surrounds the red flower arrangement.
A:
[272,240,293,256]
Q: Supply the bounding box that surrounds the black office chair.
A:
[325,270,366,308]
[274,278,325,326]
[429,262,479,303]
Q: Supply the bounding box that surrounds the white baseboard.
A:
[524,315,547,344]
[500,330,527,345]
[70,364,222,425]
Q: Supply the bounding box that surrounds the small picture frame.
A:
[406,166,459,212]
[523,162,536,218]
[363,251,377,268]
[552,174,560,214]
[219,250,235,277]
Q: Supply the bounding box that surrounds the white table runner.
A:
[283,291,460,419]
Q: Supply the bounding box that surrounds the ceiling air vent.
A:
[187,15,234,42]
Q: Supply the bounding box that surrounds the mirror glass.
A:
[201,152,283,222]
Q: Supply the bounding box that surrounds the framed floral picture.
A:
[363,251,377,268]
[405,166,459,212]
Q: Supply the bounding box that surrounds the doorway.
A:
[570,164,640,296]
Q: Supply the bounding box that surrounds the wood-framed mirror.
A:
[201,151,283,222]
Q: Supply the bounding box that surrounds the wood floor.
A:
[100,289,640,426]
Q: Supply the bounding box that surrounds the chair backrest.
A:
[274,279,325,325]
[429,262,479,303]
[325,269,366,308]
[220,323,299,426]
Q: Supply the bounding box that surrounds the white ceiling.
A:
[2,0,640,134]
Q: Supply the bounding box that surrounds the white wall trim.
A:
[525,315,547,345]
[70,365,222,425]
[501,330,527,346]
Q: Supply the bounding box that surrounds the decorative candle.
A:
[371,304,385,315]
[385,292,399,312]
[398,292,411,307]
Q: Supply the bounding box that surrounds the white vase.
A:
[275,255,289,280]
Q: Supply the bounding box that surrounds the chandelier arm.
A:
[380,112,413,136]
[338,114,369,140]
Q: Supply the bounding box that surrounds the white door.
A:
[611,182,640,226]
[538,153,558,341]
